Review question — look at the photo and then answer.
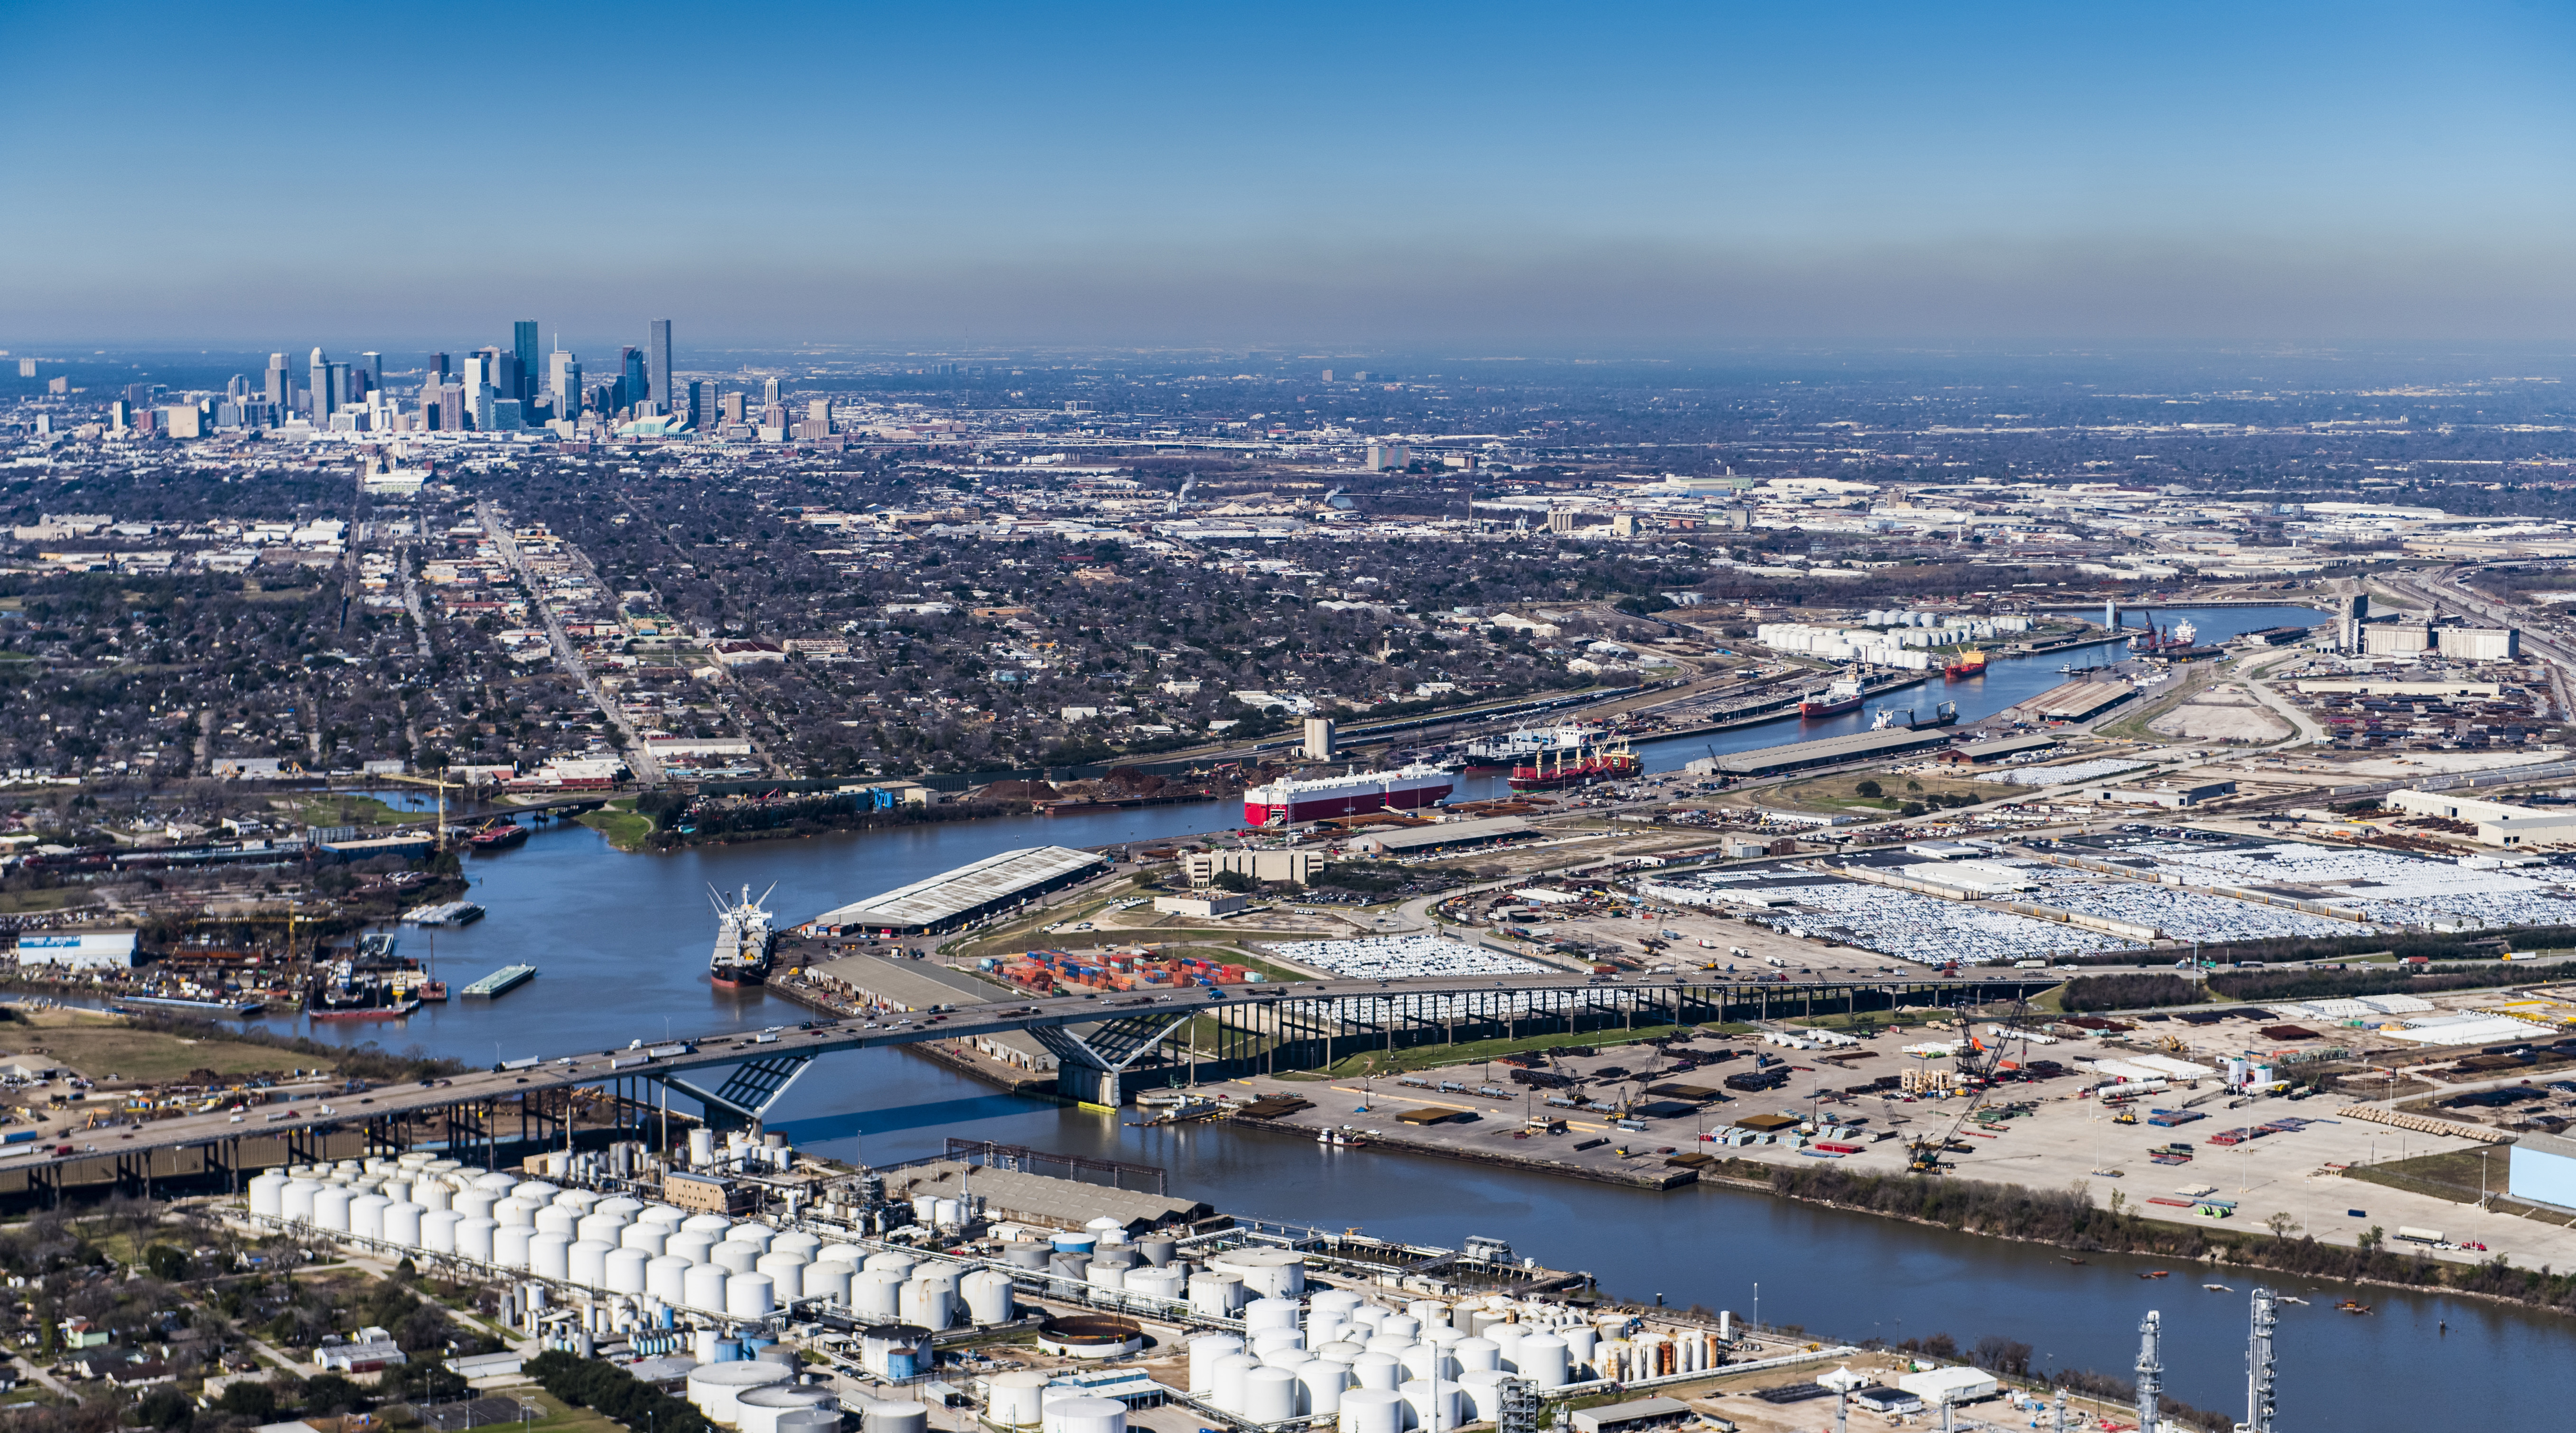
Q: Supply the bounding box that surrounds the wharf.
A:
[459,964,537,999]
[1645,672,1932,742]
[1227,1111,1702,1191]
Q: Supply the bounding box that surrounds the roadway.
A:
[478,497,665,788]
[12,968,2059,1177]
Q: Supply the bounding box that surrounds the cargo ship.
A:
[1243,763,1456,825]
[709,883,778,988]
[2128,616,2200,654]
[465,819,528,852]
[1871,700,1958,731]
[1942,647,1988,680]
[303,960,426,1021]
[1461,725,1600,772]
[1797,675,1865,718]
[1508,739,1642,791]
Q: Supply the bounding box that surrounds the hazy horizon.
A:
[8,2,2572,348]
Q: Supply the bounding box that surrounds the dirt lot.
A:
[2,1009,327,1083]
[2148,689,2292,742]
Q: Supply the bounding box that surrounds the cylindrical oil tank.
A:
[1363,1335,1413,1359]
[1048,1252,1089,1286]
[736,1386,835,1433]
[1297,1359,1352,1417]
[1048,1232,1094,1257]
[1089,1246,1139,1272]
[348,1193,390,1241]
[414,1181,452,1214]
[727,1272,775,1320]
[667,1231,717,1266]
[312,1186,353,1232]
[680,1212,733,1238]
[495,1224,535,1270]
[1351,1352,1404,1392]
[864,1404,930,1433]
[1042,1397,1124,1433]
[576,1212,629,1246]
[713,1241,764,1275]
[639,1203,688,1231]
[420,1208,462,1255]
[248,1173,288,1219]
[1381,1315,1420,1343]
[790,1260,845,1305]
[1124,1266,1184,1302]
[771,1230,821,1259]
[775,1411,838,1433]
[898,1278,953,1331]
[1312,1289,1364,1321]
[535,1206,580,1239]
[1252,1329,1305,1357]
[1190,1273,1252,1314]
[1516,1334,1570,1389]
[1210,1353,1261,1414]
[1084,1262,1125,1292]
[859,1324,935,1380]
[686,1360,792,1423]
[1187,1334,1244,1394]
[1488,1327,1525,1373]
[864,1250,918,1277]
[1262,1348,1315,1373]
[527,1231,571,1280]
[1407,1300,1451,1333]
[1244,1295,1300,1334]
[471,1172,516,1196]
[817,1242,866,1267]
[1210,1247,1306,1298]
[1138,1237,1177,1267]
[1561,1325,1596,1369]
[1002,1244,1050,1272]
[756,1251,810,1292]
[511,1180,560,1204]
[454,1191,499,1222]
[1309,1318,1351,1350]
[1452,1338,1498,1373]
[1397,1344,1449,1383]
[569,1238,615,1288]
[1400,1379,1458,1431]
[725,1222,775,1253]
[455,1217,499,1264]
[383,1201,425,1247]
[647,1255,692,1305]
[605,1247,651,1295]
[495,1197,539,1228]
[1316,1341,1367,1368]
[850,1269,904,1321]
[553,1189,603,1215]
[961,1269,1014,1325]
[1348,1304,1389,1334]
[987,1370,1052,1430]
[682,1263,730,1313]
[1242,1368,1299,1424]
[1338,1388,1407,1433]
[620,1223,668,1257]
[593,1193,643,1219]
[1456,1371,1508,1423]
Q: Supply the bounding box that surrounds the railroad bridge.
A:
[0,970,2059,1208]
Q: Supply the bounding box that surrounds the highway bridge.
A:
[0,968,2061,1206]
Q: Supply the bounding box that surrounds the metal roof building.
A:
[807,845,1108,934]
[1711,726,1957,777]
[1347,815,1536,854]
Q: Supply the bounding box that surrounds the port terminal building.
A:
[1701,726,1957,779]
[804,845,1108,936]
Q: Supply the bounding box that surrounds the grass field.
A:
[577,799,655,852]
[276,791,420,829]
[6,1010,332,1082]
[2338,1146,2576,1223]
[0,888,93,915]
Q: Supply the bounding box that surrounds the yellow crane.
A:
[362,771,464,850]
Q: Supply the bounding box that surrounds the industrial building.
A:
[9,931,137,969]
[1708,726,1956,777]
[2080,779,2238,809]
[2007,678,2136,724]
[1184,850,1321,887]
[2385,789,2576,847]
[1344,815,1536,855]
[806,845,1107,935]
[1932,734,2060,765]
[2508,1128,2576,1209]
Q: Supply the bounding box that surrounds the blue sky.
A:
[5,2,2572,348]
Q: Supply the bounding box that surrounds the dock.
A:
[460,964,538,999]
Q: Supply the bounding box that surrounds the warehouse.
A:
[1932,734,2061,765]
[807,845,1108,934]
[2508,1128,2576,1209]
[1344,815,1535,855]
[2007,679,2136,723]
[2385,789,2576,847]
[1711,726,1956,777]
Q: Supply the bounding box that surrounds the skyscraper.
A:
[361,351,383,391]
[620,347,646,411]
[308,347,330,421]
[513,321,540,403]
[428,352,450,382]
[647,319,673,415]
[264,353,289,407]
[761,375,780,408]
[685,380,709,430]
[548,350,582,417]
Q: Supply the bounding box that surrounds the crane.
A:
[361,771,465,850]
[1905,998,2040,1172]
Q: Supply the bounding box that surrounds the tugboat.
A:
[709,883,779,989]
[1797,674,1866,718]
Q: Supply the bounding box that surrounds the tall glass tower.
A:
[647,319,673,415]
[513,320,540,402]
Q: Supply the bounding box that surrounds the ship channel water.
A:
[214,603,2574,1428]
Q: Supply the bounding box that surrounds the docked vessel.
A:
[115,994,264,1017]
[303,959,426,1021]
[1871,700,1959,731]
[1243,763,1456,826]
[1461,725,1600,772]
[709,883,779,988]
[1797,675,1865,718]
[1942,647,1988,680]
[2127,616,2198,652]
[1508,738,1642,791]
[465,819,528,852]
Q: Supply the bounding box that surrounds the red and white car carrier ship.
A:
[1244,763,1456,826]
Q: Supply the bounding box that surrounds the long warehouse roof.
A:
[1714,726,1956,775]
[809,844,1105,930]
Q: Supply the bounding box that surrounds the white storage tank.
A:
[1210,1353,1263,1414]
[1296,1359,1352,1416]
[680,1212,733,1237]
[1456,1370,1508,1422]
[512,1180,560,1204]
[1397,1343,1448,1383]
[554,1189,603,1215]
[713,1241,764,1275]
[686,1360,793,1423]
[819,1242,867,1267]
[414,1181,451,1214]
[1187,1334,1244,1394]
[495,1197,540,1228]
[527,1231,571,1280]
[456,1217,499,1264]
[803,1261,856,1306]
[725,1222,775,1253]
[646,1255,693,1306]
[683,1263,730,1313]
[1381,1315,1420,1343]
[639,1203,689,1230]
[605,1247,651,1295]
[775,1410,839,1433]
[1516,1333,1570,1389]
[863,1250,918,1277]
[1242,1368,1299,1424]
[772,1230,822,1259]
[1351,1352,1404,1391]
[569,1239,615,1288]
[1085,1262,1126,1292]
[313,1186,354,1232]
[737,1386,836,1433]
[1245,1296,1301,1334]
[1125,1266,1184,1302]
[667,1231,718,1266]
[472,1171,517,1196]
[1209,1247,1306,1298]
[961,1269,1015,1325]
[987,1370,1052,1430]
[455,1191,499,1222]
[620,1223,669,1257]
[577,1212,630,1246]
[420,1209,463,1255]
[727,1272,775,1319]
[1338,1388,1407,1433]
[1452,1338,1498,1373]
[1400,1379,1458,1432]
[595,1194,645,1219]
[757,1251,811,1293]
[1188,1272,1246,1317]
[248,1173,288,1219]
[383,1201,425,1247]
[348,1193,390,1241]
[898,1277,954,1331]
[534,1206,580,1239]
[1312,1289,1364,1321]
[863,1403,930,1433]
[851,1269,905,1321]
[495,1225,534,1270]
[1252,1329,1305,1357]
